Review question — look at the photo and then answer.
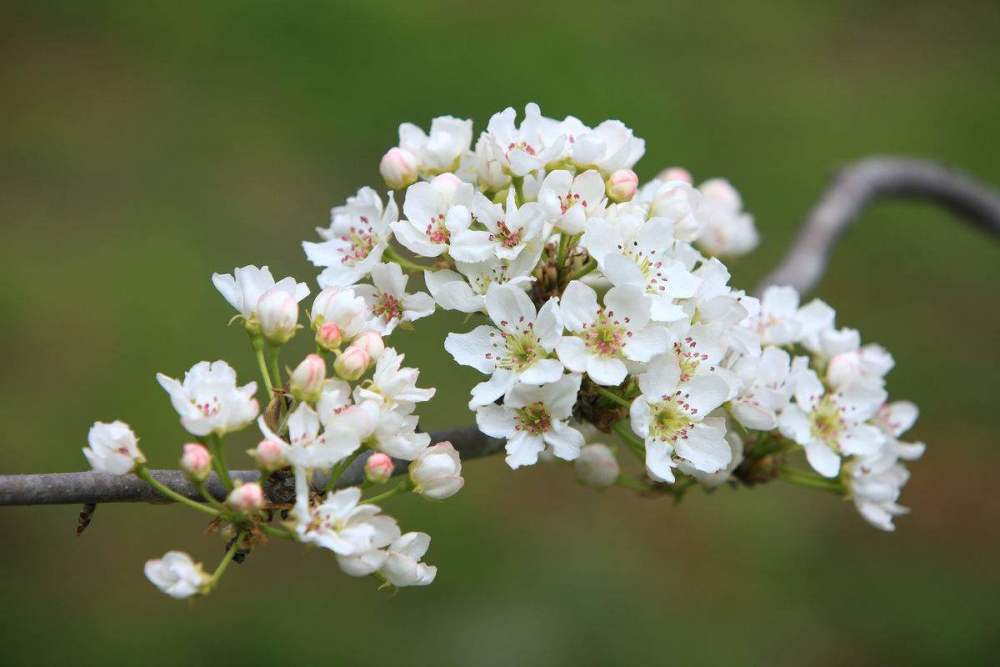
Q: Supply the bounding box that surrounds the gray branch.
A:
[756,156,1000,296]
[2,156,998,508]
[0,426,501,506]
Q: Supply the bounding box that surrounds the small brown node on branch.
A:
[575,378,629,433]
[75,503,97,536]
[734,453,784,486]
[263,467,297,505]
[264,391,293,432]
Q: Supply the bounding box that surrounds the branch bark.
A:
[0,426,500,506]
[755,157,1000,295]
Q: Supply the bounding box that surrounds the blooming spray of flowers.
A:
[84,103,924,599]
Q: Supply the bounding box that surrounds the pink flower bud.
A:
[257,288,299,345]
[334,345,370,381]
[316,321,343,351]
[656,166,692,184]
[289,354,326,401]
[352,331,385,360]
[227,482,265,513]
[251,439,286,470]
[379,147,418,190]
[179,443,212,481]
[605,169,638,203]
[365,452,395,484]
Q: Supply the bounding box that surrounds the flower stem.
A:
[557,233,570,271]
[195,480,227,510]
[385,246,428,273]
[361,479,412,505]
[594,385,631,408]
[568,257,597,282]
[268,346,282,391]
[207,434,234,491]
[778,466,845,495]
[135,467,220,517]
[615,473,650,492]
[612,420,646,461]
[258,523,296,541]
[322,452,360,494]
[251,336,274,396]
[205,533,243,592]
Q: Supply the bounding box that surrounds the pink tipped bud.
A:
[352,331,385,360]
[379,147,418,190]
[334,345,370,381]
[656,166,692,184]
[257,288,299,345]
[227,482,265,513]
[251,440,286,470]
[289,354,326,401]
[316,321,343,351]
[606,169,638,203]
[179,443,212,481]
[364,452,395,484]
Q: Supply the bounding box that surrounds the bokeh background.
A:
[2,2,999,665]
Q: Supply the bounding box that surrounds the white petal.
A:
[444,326,497,374]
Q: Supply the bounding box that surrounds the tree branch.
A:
[0,426,501,506]
[756,156,1000,296]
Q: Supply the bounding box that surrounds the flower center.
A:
[616,241,670,294]
[810,396,845,449]
[559,192,585,214]
[648,393,695,444]
[507,141,537,156]
[373,292,401,322]
[485,319,545,373]
[424,213,450,244]
[339,216,375,265]
[490,220,522,249]
[582,310,628,357]
[515,401,551,435]
[192,394,221,418]
[675,337,709,382]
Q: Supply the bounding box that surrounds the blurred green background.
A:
[2,1,999,665]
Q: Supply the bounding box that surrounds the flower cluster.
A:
[83,104,924,600]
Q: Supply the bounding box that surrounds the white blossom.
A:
[450,189,545,263]
[353,347,435,415]
[211,265,309,325]
[157,361,259,437]
[538,169,607,234]
[693,178,759,257]
[409,442,464,500]
[83,421,145,475]
[295,485,399,558]
[144,551,209,599]
[352,263,435,335]
[380,532,438,587]
[391,173,476,257]
[258,402,360,471]
[398,115,473,176]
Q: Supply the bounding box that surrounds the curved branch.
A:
[0,426,501,506]
[756,157,1000,296]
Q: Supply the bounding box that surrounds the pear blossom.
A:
[391,173,476,257]
[581,215,700,322]
[751,286,803,346]
[351,330,386,361]
[637,179,704,242]
[289,353,326,402]
[83,421,145,475]
[227,482,264,513]
[538,169,607,234]
[353,348,435,415]
[369,406,431,460]
[211,265,310,329]
[334,345,370,381]
[144,551,210,599]
[657,166,692,183]
[575,443,620,488]
[352,263,435,335]
[423,247,539,314]
[445,282,563,408]
[379,147,418,190]
[693,178,759,257]
[409,441,464,500]
[778,366,887,478]
[474,103,566,180]
[629,354,731,483]
[826,341,894,389]
[295,486,399,559]
[556,280,671,386]
[364,453,395,484]
[451,189,545,263]
[258,402,359,471]
[575,119,646,174]
[679,430,745,489]
[397,115,473,176]
[310,286,371,342]
[729,346,792,430]
[380,532,438,587]
[304,187,398,288]
[179,443,211,481]
[606,169,639,203]
[256,287,300,345]
[848,452,913,532]
[476,373,585,469]
[157,361,259,437]
[249,438,286,471]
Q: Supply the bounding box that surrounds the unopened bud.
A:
[257,288,299,345]
[289,354,326,402]
[365,452,395,484]
[227,482,265,513]
[316,321,343,351]
[179,443,212,482]
[656,166,692,184]
[606,169,638,203]
[352,331,385,360]
[575,444,620,488]
[379,147,419,190]
[334,345,370,381]
[250,439,286,471]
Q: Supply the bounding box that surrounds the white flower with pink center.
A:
[581,215,701,322]
[630,353,731,483]
[637,179,704,242]
[476,373,585,469]
[538,169,607,234]
[258,402,360,472]
[474,103,567,180]
[777,365,887,478]
[353,347,435,416]
[424,245,541,314]
[352,263,434,335]
[83,421,145,475]
[303,187,398,288]
[556,280,671,386]
[391,173,476,258]
[211,264,310,325]
[397,115,473,176]
[729,346,793,431]
[310,286,372,342]
[450,189,545,263]
[156,360,259,437]
[293,484,400,560]
[445,283,564,408]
